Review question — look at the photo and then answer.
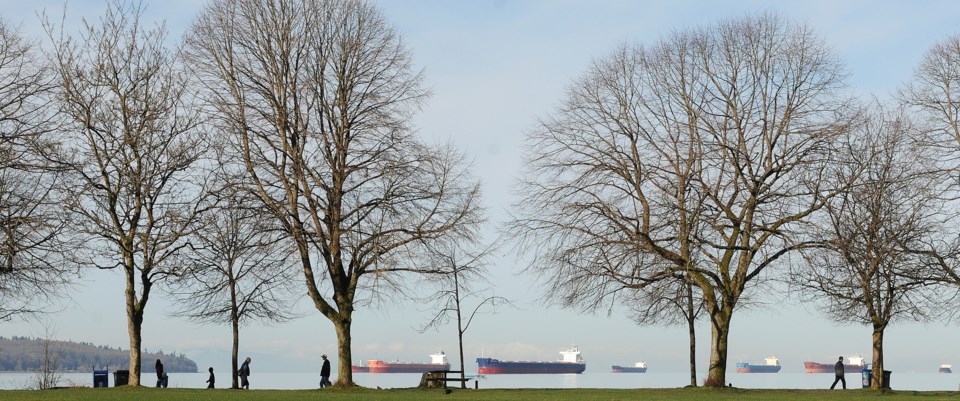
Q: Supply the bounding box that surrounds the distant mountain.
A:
[0,336,197,373]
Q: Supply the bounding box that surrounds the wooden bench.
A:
[419,370,478,389]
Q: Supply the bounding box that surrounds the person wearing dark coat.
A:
[206,367,215,389]
[320,354,332,388]
[239,357,252,389]
[155,359,164,388]
[830,356,846,389]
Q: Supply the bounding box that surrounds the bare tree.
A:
[185,0,484,386]
[168,179,299,389]
[509,13,855,386]
[794,107,949,389]
[417,241,509,389]
[626,273,705,386]
[42,1,208,386]
[0,17,71,322]
[31,321,64,390]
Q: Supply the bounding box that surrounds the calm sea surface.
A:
[2,371,958,391]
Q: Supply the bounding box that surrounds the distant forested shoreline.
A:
[0,337,197,373]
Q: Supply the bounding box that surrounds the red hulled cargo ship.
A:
[351,364,369,373]
[803,355,866,373]
[352,352,449,373]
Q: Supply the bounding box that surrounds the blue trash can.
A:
[861,368,872,388]
[93,370,109,388]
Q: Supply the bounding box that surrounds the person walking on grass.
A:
[155,359,164,388]
[206,367,215,389]
[239,357,252,389]
[320,354,332,388]
[830,356,846,389]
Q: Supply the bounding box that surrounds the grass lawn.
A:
[1,387,959,401]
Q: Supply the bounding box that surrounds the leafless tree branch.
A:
[41,0,210,386]
[509,12,857,386]
[185,0,484,385]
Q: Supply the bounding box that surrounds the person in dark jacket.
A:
[319,354,332,388]
[155,359,164,388]
[206,367,215,389]
[830,356,846,389]
[239,357,252,389]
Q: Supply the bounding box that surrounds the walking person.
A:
[830,356,846,389]
[239,357,252,389]
[155,359,164,388]
[206,367,215,389]
[319,354,332,388]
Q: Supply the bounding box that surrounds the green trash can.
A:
[882,370,891,389]
[113,370,129,386]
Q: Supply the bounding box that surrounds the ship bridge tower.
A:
[430,351,448,364]
[560,346,583,363]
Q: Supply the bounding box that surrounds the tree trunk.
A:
[126,322,142,387]
[125,269,142,387]
[686,282,697,387]
[232,316,240,389]
[455,271,466,388]
[333,317,353,387]
[705,310,730,387]
[871,325,885,389]
[457,325,466,389]
[230,276,240,389]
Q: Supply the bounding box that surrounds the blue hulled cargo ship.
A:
[736,357,781,373]
[611,361,647,373]
[476,347,586,374]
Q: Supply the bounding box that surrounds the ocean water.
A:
[1,371,958,391]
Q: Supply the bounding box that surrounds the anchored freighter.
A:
[611,361,647,373]
[803,355,866,373]
[353,352,449,373]
[736,357,781,373]
[476,346,586,374]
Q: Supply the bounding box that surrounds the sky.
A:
[3,0,960,378]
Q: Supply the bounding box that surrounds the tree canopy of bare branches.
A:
[185,0,484,385]
[899,34,960,330]
[901,35,960,152]
[509,13,856,386]
[43,0,208,386]
[0,17,71,322]
[794,106,950,388]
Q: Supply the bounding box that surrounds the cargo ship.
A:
[351,362,369,373]
[803,355,866,373]
[476,346,586,374]
[353,352,449,373]
[940,364,952,373]
[736,357,781,373]
[611,361,647,373]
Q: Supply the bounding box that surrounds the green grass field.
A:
[2,387,959,401]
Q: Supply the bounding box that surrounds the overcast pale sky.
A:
[3,0,960,376]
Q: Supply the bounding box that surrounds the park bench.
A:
[419,370,478,389]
